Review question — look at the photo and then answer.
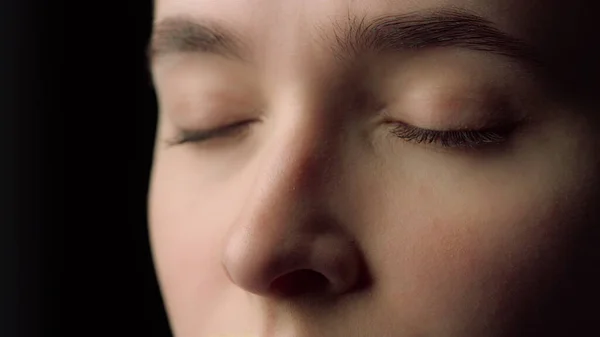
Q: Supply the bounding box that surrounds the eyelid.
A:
[386,120,517,149]
[166,119,256,146]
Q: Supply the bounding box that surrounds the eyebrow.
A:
[148,7,541,69]
[148,16,247,62]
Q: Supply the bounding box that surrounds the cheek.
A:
[365,153,584,333]
[148,152,254,334]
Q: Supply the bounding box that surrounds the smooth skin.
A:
[148,0,600,336]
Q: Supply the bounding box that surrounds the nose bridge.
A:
[265,116,333,199]
[232,96,335,247]
[255,80,339,205]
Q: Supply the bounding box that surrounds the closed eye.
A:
[166,119,256,146]
[387,121,518,149]
[166,118,518,151]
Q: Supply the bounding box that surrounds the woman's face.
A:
[148,0,600,336]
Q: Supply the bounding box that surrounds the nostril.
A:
[269,269,329,297]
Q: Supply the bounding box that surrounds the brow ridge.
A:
[330,7,541,68]
[148,16,245,62]
[149,7,542,72]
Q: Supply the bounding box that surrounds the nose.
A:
[220,119,365,298]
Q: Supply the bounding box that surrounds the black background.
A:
[2,0,171,336]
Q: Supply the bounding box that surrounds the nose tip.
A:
[219,115,368,299]
[221,230,364,298]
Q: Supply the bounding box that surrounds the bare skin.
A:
[148,0,600,336]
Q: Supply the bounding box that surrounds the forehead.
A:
[151,0,598,100]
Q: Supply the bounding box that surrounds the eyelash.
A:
[387,121,513,149]
[167,119,255,146]
[168,120,514,149]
